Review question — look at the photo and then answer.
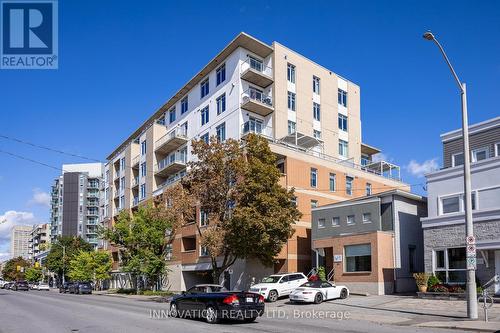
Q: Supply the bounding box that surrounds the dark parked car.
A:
[13,280,29,291]
[59,282,73,293]
[169,284,265,324]
[69,281,92,294]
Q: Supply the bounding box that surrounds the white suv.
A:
[249,273,308,302]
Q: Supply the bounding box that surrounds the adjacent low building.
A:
[312,190,427,295]
[422,116,500,295]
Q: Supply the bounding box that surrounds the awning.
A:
[280,132,323,150]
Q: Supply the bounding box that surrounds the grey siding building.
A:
[422,116,500,295]
[50,163,104,249]
[311,190,427,295]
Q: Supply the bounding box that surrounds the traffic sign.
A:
[466,236,476,245]
[467,244,476,254]
[467,257,477,270]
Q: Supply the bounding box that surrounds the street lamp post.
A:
[423,31,478,320]
[62,245,66,285]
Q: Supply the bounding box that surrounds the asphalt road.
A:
[0,289,467,333]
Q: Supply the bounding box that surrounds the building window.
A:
[361,154,370,166]
[346,176,353,195]
[332,217,340,226]
[318,218,325,228]
[338,114,348,131]
[434,247,466,283]
[362,213,372,223]
[313,76,320,94]
[201,106,209,125]
[313,102,321,121]
[442,196,460,214]
[141,141,147,155]
[345,244,371,272]
[310,168,317,188]
[339,140,349,157]
[140,162,146,178]
[200,210,208,227]
[180,121,188,136]
[288,120,296,135]
[329,173,336,192]
[287,91,296,111]
[313,130,321,139]
[140,184,146,199]
[216,63,226,86]
[311,200,318,208]
[495,142,500,157]
[366,183,372,196]
[181,97,188,114]
[120,157,126,171]
[200,132,209,144]
[120,177,125,191]
[452,152,464,167]
[338,89,347,107]
[471,147,489,162]
[287,63,295,83]
[216,93,226,115]
[347,215,355,225]
[169,107,176,124]
[249,56,263,72]
[216,122,226,142]
[119,196,125,209]
[200,246,209,257]
[200,78,209,98]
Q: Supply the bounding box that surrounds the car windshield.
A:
[261,276,281,283]
[300,281,331,288]
[207,286,226,292]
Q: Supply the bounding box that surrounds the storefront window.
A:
[345,244,371,272]
[434,247,466,283]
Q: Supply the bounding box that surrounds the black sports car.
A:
[169,284,265,324]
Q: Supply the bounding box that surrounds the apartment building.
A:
[50,163,104,249]
[10,225,32,259]
[422,116,500,295]
[312,190,427,295]
[28,223,50,264]
[104,32,408,291]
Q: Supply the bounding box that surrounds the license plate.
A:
[246,297,253,303]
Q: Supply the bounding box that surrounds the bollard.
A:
[480,289,494,322]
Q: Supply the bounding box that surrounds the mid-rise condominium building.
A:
[50,163,104,249]
[10,225,32,259]
[28,223,50,264]
[104,32,409,291]
[422,116,500,295]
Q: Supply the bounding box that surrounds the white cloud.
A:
[28,188,51,207]
[372,153,389,163]
[406,159,439,177]
[0,211,37,261]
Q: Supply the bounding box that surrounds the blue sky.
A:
[0,0,499,259]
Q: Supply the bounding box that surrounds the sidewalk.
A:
[92,290,170,303]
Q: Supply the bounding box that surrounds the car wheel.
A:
[244,317,257,323]
[169,303,179,318]
[267,290,278,302]
[314,292,323,304]
[340,288,348,299]
[205,306,219,324]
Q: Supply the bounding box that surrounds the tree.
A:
[25,267,43,283]
[1,257,30,281]
[101,200,183,290]
[46,236,93,283]
[68,250,112,289]
[177,134,301,283]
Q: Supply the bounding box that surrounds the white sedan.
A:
[289,281,349,304]
[35,283,50,291]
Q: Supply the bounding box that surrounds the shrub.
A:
[448,285,465,293]
[116,288,136,294]
[413,272,430,287]
[427,275,441,287]
[139,290,174,296]
[429,284,448,293]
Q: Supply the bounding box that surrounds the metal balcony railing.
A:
[241,87,273,107]
[155,151,187,173]
[242,57,272,77]
[155,125,188,152]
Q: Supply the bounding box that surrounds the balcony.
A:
[132,176,139,188]
[86,209,99,217]
[241,120,273,140]
[241,88,273,117]
[87,201,99,208]
[241,58,273,88]
[87,182,99,189]
[152,170,186,197]
[131,155,140,168]
[155,125,188,154]
[155,152,187,177]
[87,191,100,199]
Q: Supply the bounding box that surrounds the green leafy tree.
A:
[25,267,43,283]
[68,251,112,289]
[101,201,181,290]
[46,236,93,283]
[179,134,301,283]
[1,257,30,281]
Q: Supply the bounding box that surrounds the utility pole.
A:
[62,245,66,285]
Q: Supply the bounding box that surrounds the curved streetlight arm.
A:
[430,37,464,92]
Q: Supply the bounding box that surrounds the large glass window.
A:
[339,140,349,157]
[338,114,348,131]
[434,247,466,283]
[287,63,295,83]
[313,102,321,121]
[288,92,296,111]
[345,244,371,272]
[338,89,348,107]
[472,147,489,162]
[313,76,320,94]
[452,153,464,167]
[442,196,460,214]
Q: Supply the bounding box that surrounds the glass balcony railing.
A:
[155,151,187,173]
[241,57,273,77]
[241,87,272,107]
[155,125,188,152]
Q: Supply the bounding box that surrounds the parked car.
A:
[0,280,6,288]
[59,282,72,293]
[170,284,265,324]
[35,283,50,291]
[2,282,13,289]
[289,280,349,304]
[13,280,29,291]
[69,281,92,294]
[249,273,308,302]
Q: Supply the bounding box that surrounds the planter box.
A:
[417,291,467,301]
